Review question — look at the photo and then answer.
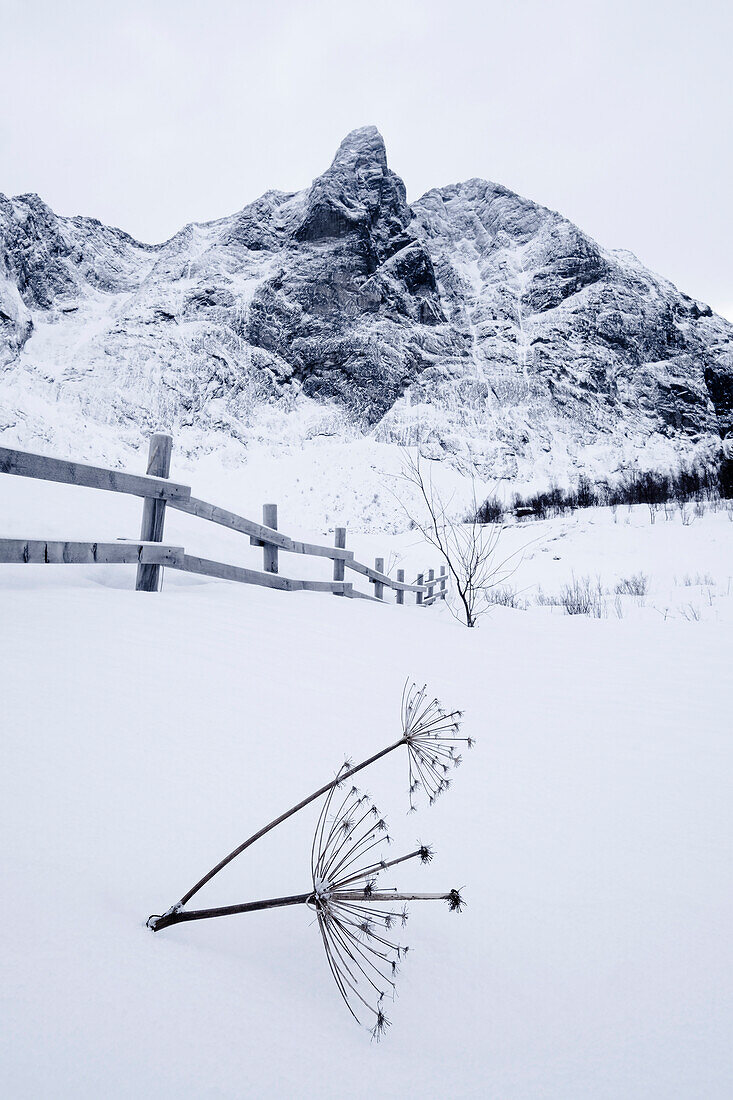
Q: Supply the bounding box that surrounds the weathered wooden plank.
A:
[136,433,172,592]
[172,554,293,589]
[173,497,351,562]
[289,539,354,561]
[333,527,346,594]
[183,497,352,563]
[345,557,373,578]
[416,573,424,606]
[373,557,385,600]
[396,568,405,605]
[300,579,353,594]
[0,539,184,566]
[252,534,354,560]
[262,504,279,574]
[251,529,354,561]
[172,496,295,549]
[0,445,190,501]
[346,559,393,586]
[168,494,364,566]
[427,567,435,602]
[423,570,450,605]
[344,586,381,602]
[168,554,351,595]
[344,558,428,591]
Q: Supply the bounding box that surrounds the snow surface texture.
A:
[2,476,732,1098]
[2,126,732,494]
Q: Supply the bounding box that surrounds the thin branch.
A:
[392,447,538,626]
[175,737,405,908]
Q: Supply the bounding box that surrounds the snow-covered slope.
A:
[399,181,733,481]
[2,127,732,487]
[2,501,732,1097]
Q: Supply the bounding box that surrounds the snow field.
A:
[1,469,732,1098]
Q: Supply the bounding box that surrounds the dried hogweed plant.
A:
[147,681,471,1037]
[309,781,464,1038]
[401,681,472,809]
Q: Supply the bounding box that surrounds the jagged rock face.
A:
[393,179,733,474]
[1,126,732,481]
[245,129,444,419]
[0,193,153,306]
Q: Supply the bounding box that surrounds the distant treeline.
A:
[474,453,733,524]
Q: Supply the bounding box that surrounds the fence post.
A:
[374,557,384,600]
[416,573,423,606]
[262,504,278,573]
[427,568,435,602]
[396,568,404,605]
[135,432,172,593]
[333,527,346,595]
[440,565,447,599]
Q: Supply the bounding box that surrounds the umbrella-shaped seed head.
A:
[400,682,474,810]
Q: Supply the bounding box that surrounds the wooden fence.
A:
[0,434,448,605]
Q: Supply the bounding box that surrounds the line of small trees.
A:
[475,455,733,524]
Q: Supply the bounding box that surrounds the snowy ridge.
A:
[2,127,732,503]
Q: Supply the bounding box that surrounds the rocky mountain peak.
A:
[329,125,389,173]
[294,126,411,266]
[1,128,732,483]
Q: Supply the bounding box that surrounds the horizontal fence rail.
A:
[170,496,356,561]
[0,437,450,606]
[169,554,353,595]
[0,445,191,502]
[0,538,184,566]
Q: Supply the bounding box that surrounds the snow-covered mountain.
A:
[2,125,732,484]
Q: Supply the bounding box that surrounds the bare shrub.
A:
[615,573,649,597]
[505,458,726,523]
[396,452,524,627]
[474,496,504,524]
[559,574,606,617]
[679,572,714,587]
[485,585,527,609]
[535,586,561,608]
[535,576,606,616]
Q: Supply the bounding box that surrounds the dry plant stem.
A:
[176,737,406,908]
[150,891,456,932]
[150,893,311,930]
[323,892,451,903]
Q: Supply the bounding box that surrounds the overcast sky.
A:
[2,0,731,319]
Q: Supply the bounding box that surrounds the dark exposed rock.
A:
[704,364,733,435]
[1,125,732,477]
[406,177,732,468]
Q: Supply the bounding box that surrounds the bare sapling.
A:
[395,450,526,627]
